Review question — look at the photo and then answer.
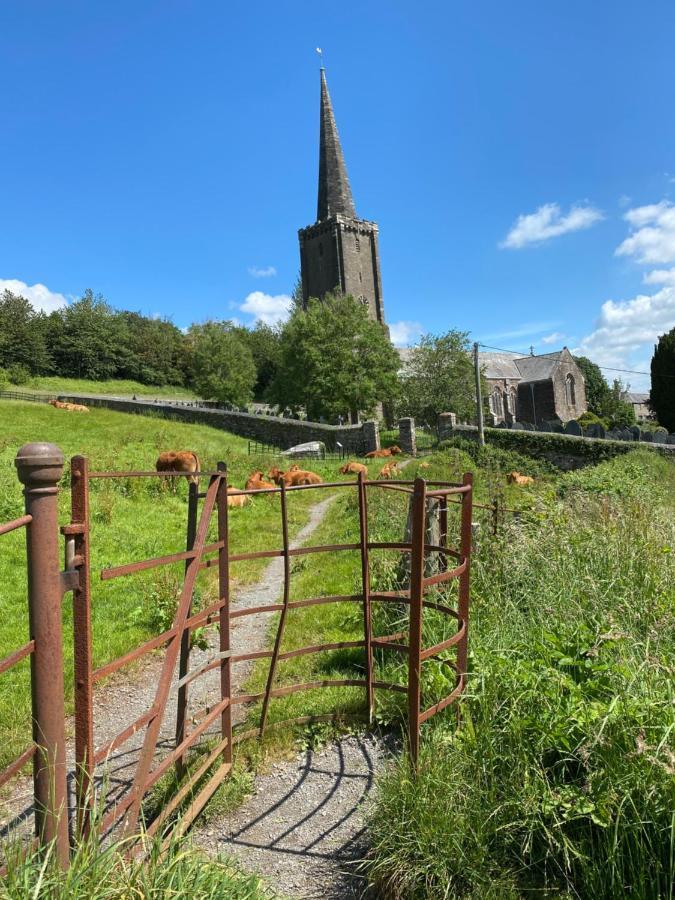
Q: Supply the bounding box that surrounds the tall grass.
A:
[366,451,675,898]
[0,832,266,899]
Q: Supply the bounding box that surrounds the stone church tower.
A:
[298,69,386,326]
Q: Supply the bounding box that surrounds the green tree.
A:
[118,312,187,386]
[650,327,675,431]
[269,293,400,421]
[237,322,282,400]
[48,290,128,380]
[186,321,256,406]
[0,290,52,374]
[399,330,482,426]
[573,356,611,416]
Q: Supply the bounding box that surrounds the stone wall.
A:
[397,417,416,455]
[57,395,379,454]
[439,423,675,470]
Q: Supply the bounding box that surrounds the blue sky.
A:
[1,1,674,390]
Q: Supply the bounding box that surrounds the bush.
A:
[577,410,608,429]
[0,367,8,391]
[6,363,31,386]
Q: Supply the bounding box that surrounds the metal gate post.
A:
[175,479,199,778]
[15,443,69,867]
[70,455,95,837]
[457,473,473,679]
[407,476,427,769]
[357,471,374,721]
[216,463,232,764]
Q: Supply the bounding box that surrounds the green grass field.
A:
[5,375,199,400]
[0,399,383,769]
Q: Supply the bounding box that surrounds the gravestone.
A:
[640,430,654,442]
[666,434,675,445]
[565,420,583,436]
[653,428,668,444]
[511,421,525,430]
[522,422,536,432]
[585,423,606,439]
[629,425,641,441]
[539,421,553,432]
[550,422,565,433]
[606,429,621,441]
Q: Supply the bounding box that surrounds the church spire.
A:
[317,68,356,221]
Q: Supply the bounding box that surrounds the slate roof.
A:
[512,351,562,382]
[477,352,521,380]
[626,392,649,404]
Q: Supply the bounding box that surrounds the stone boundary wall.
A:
[56,394,380,455]
[439,423,675,470]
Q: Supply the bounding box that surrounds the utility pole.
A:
[473,342,485,447]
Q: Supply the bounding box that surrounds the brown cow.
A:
[507,471,534,486]
[378,461,400,480]
[155,450,201,485]
[364,445,402,459]
[339,461,368,476]
[226,487,250,508]
[418,462,431,469]
[268,466,323,487]
[49,399,89,412]
[245,470,276,491]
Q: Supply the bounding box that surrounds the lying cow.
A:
[268,466,323,487]
[49,399,89,412]
[507,471,534,486]
[365,445,402,459]
[339,461,368,476]
[378,462,400,480]
[245,470,276,491]
[155,450,201,485]
[226,487,250,508]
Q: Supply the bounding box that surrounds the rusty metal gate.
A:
[0,442,472,870]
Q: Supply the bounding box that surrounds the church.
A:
[298,69,386,326]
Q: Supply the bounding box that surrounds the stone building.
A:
[298,69,386,326]
[480,347,587,425]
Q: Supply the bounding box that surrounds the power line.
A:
[477,343,675,380]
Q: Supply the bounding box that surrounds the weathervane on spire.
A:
[316,47,324,69]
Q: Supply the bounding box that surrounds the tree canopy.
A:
[573,355,636,428]
[268,292,400,421]
[186,321,256,407]
[650,327,675,431]
[398,330,481,426]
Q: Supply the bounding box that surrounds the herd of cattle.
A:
[48,401,536,495]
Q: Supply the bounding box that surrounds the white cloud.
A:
[247,265,277,278]
[575,284,674,390]
[0,278,68,312]
[643,267,675,286]
[500,202,604,249]
[615,200,675,265]
[541,331,565,345]
[239,291,292,326]
[388,320,424,347]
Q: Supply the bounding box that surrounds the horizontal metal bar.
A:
[422,559,466,587]
[145,736,231,839]
[419,674,464,724]
[177,651,232,689]
[94,707,157,764]
[88,470,227,480]
[0,743,36,787]
[100,541,224,581]
[0,640,35,676]
[420,624,466,661]
[93,628,177,682]
[371,639,409,653]
[0,514,31,536]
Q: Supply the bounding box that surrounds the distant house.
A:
[479,347,587,425]
[623,391,652,422]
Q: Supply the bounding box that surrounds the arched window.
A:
[508,387,517,416]
[566,374,576,406]
[492,388,504,419]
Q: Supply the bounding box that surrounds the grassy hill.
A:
[4,375,200,400]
